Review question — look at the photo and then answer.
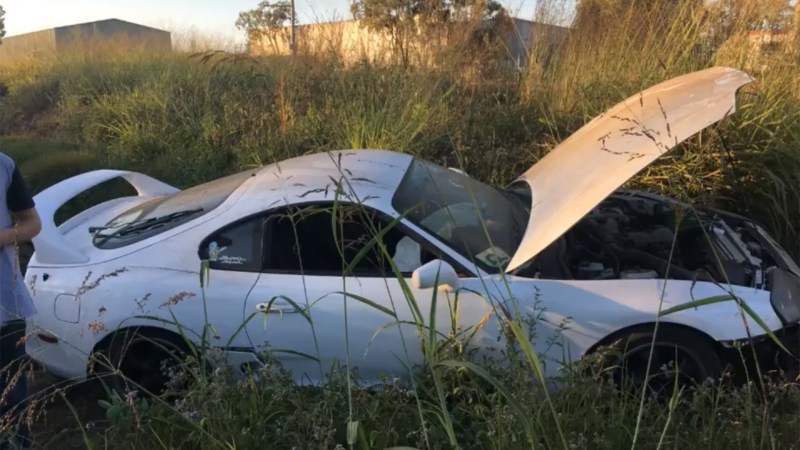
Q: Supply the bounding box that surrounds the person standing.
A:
[0,152,41,448]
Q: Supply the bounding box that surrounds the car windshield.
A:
[93,168,257,249]
[392,158,530,273]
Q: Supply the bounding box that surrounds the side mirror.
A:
[411,259,461,292]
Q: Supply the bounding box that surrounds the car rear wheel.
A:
[598,327,724,400]
[90,327,194,397]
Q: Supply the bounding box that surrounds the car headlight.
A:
[769,269,800,324]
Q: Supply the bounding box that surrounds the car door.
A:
[351,204,564,381]
[242,201,498,386]
[241,202,397,386]
[344,208,500,379]
[196,215,265,358]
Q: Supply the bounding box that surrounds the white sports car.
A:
[22,66,800,395]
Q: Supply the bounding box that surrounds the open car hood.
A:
[505,66,754,273]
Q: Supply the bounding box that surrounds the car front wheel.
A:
[598,326,724,400]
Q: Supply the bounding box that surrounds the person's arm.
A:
[0,166,41,247]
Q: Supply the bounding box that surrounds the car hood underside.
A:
[505,66,754,273]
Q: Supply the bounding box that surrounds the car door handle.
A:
[256,301,299,314]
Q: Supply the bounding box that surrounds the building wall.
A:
[714,29,794,74]
[0,29,57,64]
[249,17,567,68]
[506,19,569,68]
[250,20,405,64]
[0,19,172,64]
[54,19,172,54]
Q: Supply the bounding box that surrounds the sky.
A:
[1,0,549,48]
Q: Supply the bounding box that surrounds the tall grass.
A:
[2,1,800,448]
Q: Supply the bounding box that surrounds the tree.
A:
[794,1,800,60]
[349,0,503,65]
[236,1,296,54]
[697,0,794,59]
[705,0,792,34]
[350,0,503,29]
[572,0,704,36]
[0,5,6,44]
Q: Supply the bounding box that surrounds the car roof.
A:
[230,149,415,213]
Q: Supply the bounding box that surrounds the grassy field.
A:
[2,0,800,448]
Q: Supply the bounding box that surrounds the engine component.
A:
[620,269,659,279]
[627,227,675,247]
[709,218,765,288]
[577,261,615,280]
[557,192,781,287]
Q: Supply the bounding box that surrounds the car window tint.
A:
[263,204,436,276]
[205,217,264,272]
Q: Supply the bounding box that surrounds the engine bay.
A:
[529,192,782,289]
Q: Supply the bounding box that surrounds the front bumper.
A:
[721,322,800,383]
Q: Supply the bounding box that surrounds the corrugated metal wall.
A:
[0,19,172,64]
[0,29,57,64]
[54,19,172,53]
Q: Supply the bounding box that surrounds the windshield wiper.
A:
[89,215,154,234]
[92,208,203,245]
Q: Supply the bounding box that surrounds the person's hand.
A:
[1,209,41,247]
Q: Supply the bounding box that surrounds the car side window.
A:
[262,203,438,276]
[201,216,264,272]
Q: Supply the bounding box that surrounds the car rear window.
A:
[92,169,257,249]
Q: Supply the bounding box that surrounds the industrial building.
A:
[0,18,172,64]
[247,14,568,68]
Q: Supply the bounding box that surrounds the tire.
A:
[90,327,194,397]
[597,326,723,400]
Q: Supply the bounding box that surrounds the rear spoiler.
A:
[32,170,179,265]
